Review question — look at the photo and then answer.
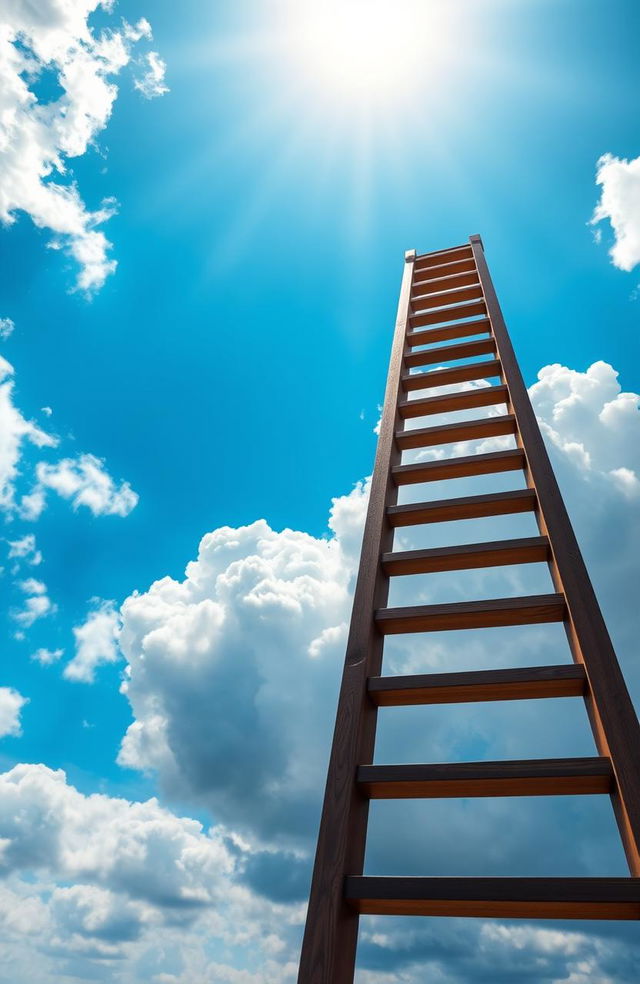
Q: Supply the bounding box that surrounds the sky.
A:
[0,0,640,981]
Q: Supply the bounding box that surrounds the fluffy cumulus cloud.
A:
[592,153,640,271]
[0,686,27,737]
[110,359,640,981]
[65,598,121,682]
[0,1,167,292]
[12,577,56,628]
[24,452,139,518]
[0,316,15,339]
[6,532,42,565]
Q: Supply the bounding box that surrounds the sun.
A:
[282,0,452,111]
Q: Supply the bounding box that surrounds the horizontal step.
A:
[402,359,503,392]
[399,384,508,417]
[410,299,487,329]
[414,245,472,271]
[375,593,566,634]
[367,663,587,706]
[344,877,640,920]
[396,414,516,450]
[405,336,496,370]
[411,284,484,312]
[413,256,477,280]
[411,269,479,297]
[381,536,549,575]
[357,757,612,799]
[392,448,525,485]
[406,317,490,349]
[387,489,537,526]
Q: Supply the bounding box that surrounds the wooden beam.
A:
[381,536,549,575]
[344,877,640,920]
[414,244,471,269]
[399,383,507,414]
[404,336,496,369]
[367,663,587,706]
[396,414,516,450]
[412,283,484,311]
[375,594,566,634]
[392,448,525,485]
[407,318,490,348]
[411,270,479,296]
[357,757,612,799]
[401,359,503,392]
[409,299,487,329]
[387,489,537,526]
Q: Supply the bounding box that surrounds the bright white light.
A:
[287,0,447,109]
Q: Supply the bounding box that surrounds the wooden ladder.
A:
[297,235,640,983]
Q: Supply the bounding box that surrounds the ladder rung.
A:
[410,300,487,329]
[396,414,516,451]
[405,337,496,369]
[375,593,566,633]
[367,663,587,706]
[399,384,508,416]
[357,757,612,799]
[414,244,471,269]
[344,877,640,920]
[392,448,525,485]
[407,318,490,349]
[402,359,502,392]
[381,536,549,576]
[413,256,477,279]
[411,269,479,297]
[387,489,537,526]
[412,284,484,312]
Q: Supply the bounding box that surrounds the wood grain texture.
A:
[392,448,525,485]
[399,382,507,413]
[414,244,471,269]
[411,283,484,311]
[357,757,612,799]
[344,877,640,920]
[470,235,640,875]
[409,299,487,329]
[386,489,537,526]
[381,536,549,575]
[376,594,566,634]
[411,270,479,296]
[401,358,502,392]
[404,336,496,369]
[396,414,516,450]
[367,663,587,706]
[407,317,490,348]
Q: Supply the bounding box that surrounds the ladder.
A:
[297,235,640,984]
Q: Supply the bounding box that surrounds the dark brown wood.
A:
[396,414,516,451]
[410,299,487,329]
[399,383,507,414]
[344,877,640,920]
[402,358,502,392]
[381,536,549,576]
[387,489,537,526]
[393,448,525,486]
[404,336,496,369]
[413,256,477,279]
[414,244,471,270]
[297,253,416,983]
[411,269,479,296]
[368,663,587,706]
[375,594,566,634]
[412,283,484,311]
[470,235,640,875]
[407,317,490,348]
[357,757,612,799]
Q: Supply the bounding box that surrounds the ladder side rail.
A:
[297,251,416,983]
[470,234,640,874]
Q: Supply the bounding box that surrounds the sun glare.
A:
[286,0,450,109]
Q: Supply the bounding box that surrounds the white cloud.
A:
[65,598,121,682]
[592,153,640,271]
[7,532,42,565]
[134,50,169,98]
[0,355,57,512]
[0,316,15,339]
[12,578,56,627]
[32,647,64,666]
[25,452,139,518]
[0,687,27,737]
[0,1,166,292]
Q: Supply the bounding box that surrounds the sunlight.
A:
[284,0,452,110]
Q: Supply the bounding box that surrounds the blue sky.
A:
[1,1,640,982]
